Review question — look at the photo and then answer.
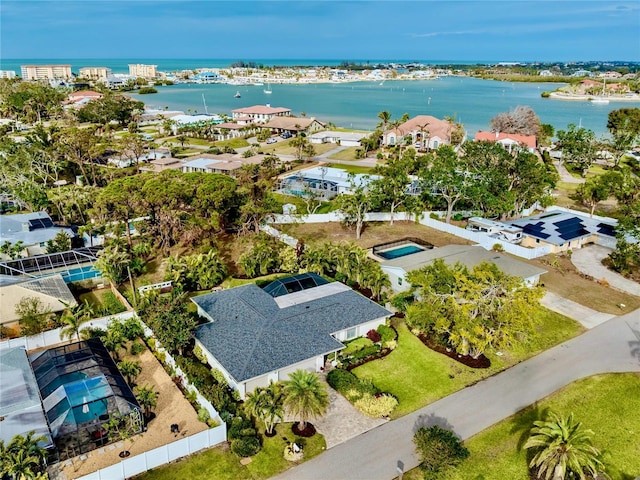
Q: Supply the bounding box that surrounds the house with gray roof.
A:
[0,211,75,258]
[192,273,392,399]
[380,244,547,293]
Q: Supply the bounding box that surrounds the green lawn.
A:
[325,163,374,175]
[327,147,361,161]
[137,423,326,480]
[354,309,585,418]
[400,373,640,480]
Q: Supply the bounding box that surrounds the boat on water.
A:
[264,83,272,94]
[253,82,264,86]
[234,91,241,98]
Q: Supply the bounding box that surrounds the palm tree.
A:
[103,327,126,361]
[244,382,285,436]
[524,412,604,480]
[377,110,391,132]
[117,359,142,386]
[283,370,329,432]
[60,300,94,342]
[2,431,48,480]
[134,384,159,420]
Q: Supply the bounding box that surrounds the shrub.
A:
[231,436,261,457]
[354,394,398,418]
[429,212,440,220]
[327,369,378,402]
[210,368,228,387]
[197,407,211,425]
[130,341,145,355]
[413,426,470,479]
[80,327,106,340]
[492,243,504,253]
[153,350,166,364]
[228,415,255,440]
[366,329,382,343]
[377,324,396,344]
[384,339,397,350]
[146,337,156,351]
[193,345,208,365]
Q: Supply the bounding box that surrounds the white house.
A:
[192,273,392,399]
[379,244,547,293]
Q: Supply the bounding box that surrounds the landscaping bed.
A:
[415,332,490,369]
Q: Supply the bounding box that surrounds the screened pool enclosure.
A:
[29,339,142,459]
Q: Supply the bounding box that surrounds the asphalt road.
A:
[274,308,640,480]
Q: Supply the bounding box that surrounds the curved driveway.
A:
[275,309,640,480]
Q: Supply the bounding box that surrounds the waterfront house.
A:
[231,105,292,123]
[382,115,453,149]
[139,157,186,173]
[474,131,537,153]
[264,116,325,136]
[308,130,368,147]
[379,244,547,293]
[192,273,392,399]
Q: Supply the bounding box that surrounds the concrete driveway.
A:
[571,245,640,296]
[274,309,640,480]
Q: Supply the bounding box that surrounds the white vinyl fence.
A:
[0,312,135,351]
[76,426,227,480]
[266,211,553,260]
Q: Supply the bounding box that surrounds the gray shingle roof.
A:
[193,282,391,383]
[382,244,547,280]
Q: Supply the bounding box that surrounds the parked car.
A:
[266,137,277,144]
[281,132,292,139]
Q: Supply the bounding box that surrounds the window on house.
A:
[346,327,357,340]
[535,239,540,244]
[398,278,403,285]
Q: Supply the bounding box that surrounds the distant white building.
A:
[79,66,112,81]
[308,130,367,147]
[128,64,158,79]
[0,70,16,79]
[20,64,72,81]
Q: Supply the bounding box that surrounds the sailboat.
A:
[263,83,272,94]
[591,79,609,105]
[234,90,241,98]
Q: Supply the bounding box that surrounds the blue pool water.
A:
[62,265,101,283]
[377,245,425,260]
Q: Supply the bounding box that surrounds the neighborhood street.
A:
[275,308,640,480]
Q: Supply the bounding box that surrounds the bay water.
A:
[130,78,635,137]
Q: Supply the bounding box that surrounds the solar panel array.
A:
[597,222,616,237]
[28,217,55,230]
[553,217,589,240]
[522,221,550,239]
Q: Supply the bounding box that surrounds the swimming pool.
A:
[377,245,425,260]
[62,265,101,283]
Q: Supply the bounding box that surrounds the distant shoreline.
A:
[548,92,640,103]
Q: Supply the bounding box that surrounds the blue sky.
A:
[1,1,639,61]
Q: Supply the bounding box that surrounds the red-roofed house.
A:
[382,115,455,149]
[65,90,103,108]
[475,131,537,153]
[231,105,292,123]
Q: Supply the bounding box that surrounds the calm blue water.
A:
[378,245,425,260]
[127,77,634,136]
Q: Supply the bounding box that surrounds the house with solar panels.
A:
[191,273,392,399]
[507,210,618,253]
[0,211,75,258]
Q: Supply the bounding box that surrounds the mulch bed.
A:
[416,333,491,369]
[291,422,316,437]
